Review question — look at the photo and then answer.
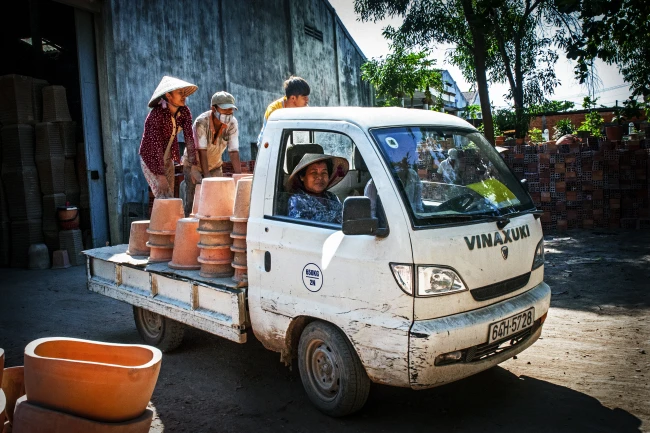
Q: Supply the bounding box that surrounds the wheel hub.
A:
[307,341,339,400]
[140,309,163,338]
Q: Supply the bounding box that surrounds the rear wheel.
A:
[298,321,370,417]
[133,306,185,352]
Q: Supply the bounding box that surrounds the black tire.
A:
[133,306,185,352]
[298,321,370,417]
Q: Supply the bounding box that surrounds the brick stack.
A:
[503,136,649,231]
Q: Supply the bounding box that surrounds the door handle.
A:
[264,251,271,272]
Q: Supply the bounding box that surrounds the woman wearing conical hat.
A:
[139,76,200,198]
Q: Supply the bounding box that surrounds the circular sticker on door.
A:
[302,263,323,292]
[385,137,399,149]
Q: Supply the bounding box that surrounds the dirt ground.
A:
[1,229,648,432]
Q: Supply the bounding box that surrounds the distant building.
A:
[461,90,482,119]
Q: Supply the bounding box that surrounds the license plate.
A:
[488,307,535,344]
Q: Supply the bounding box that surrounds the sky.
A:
[328,0,632,109]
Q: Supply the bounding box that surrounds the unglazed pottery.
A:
[126,221,150,256]
[12,396,154,433]
[147,245,174,263]
[168,218,200,270]
[190,184,202,217]
[197,230,231,247]
[146,233,174,247]
[147,198,183,234]
[197,257,233,278]
[231,173,253,184]
[232,251,247,267]
[51,250,71,269]
[195,178,235,220]
[231,221,247,236]
[231,237,246,250]
[231,177,252,219]
[56,205,79,230]
[198,244,233,262]
[197,219,232,232]
[24,337,162,422]
[232,263,248,283]
[1,366,25,423]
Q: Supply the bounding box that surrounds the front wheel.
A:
[298,321,370,417]
[133,306,185,352]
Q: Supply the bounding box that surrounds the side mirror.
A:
[520,178,529,192]
[342,197,378,236]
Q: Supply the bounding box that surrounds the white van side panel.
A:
[247,121,415,387]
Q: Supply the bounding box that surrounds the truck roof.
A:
[268,107,477,131]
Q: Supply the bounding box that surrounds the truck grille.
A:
[464,321,539,363]
[470,272,531,301]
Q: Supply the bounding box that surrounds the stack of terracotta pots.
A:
[168,217,200,270]
[230,176,252,283]
[194,178,235,278]
[2,338,159,432]
[146,198,183,262]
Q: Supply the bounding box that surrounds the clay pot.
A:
[24,337,162,423]
[147,245,174,263]
[56,205,79,230]
[232,263,248,283]
[231,173,253,184]
[231,237,246,250]
[232,178,252,219]
[12,396,154,433]
[168,218,200,270]
[2,366,25,424]
[198,258,234,278]
[230,232,246,241]
[190,184,202,217]
[197,219,232,232]
[126,221,150,256]
[231,221,247,236]
[605,126,623,142]
[197,230,231,247]
[232,251,247,266]
[148,198,183,234]
[147,233,174,247]
[198,245,233,262]
[495,136,505,146]
[195,178,235,220]
[51,250,71,269]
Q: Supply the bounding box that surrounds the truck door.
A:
[247,120,415,386]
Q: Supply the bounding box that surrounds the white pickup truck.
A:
[85,107,550,417]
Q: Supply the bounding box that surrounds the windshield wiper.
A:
[479,215,511,229]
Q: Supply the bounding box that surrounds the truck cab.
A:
[247,107,550,414]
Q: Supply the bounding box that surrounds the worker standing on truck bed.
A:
[256,76,310,147]
[182,91,242,216]
[139,76,199,199]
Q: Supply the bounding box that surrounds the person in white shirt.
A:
[437,148,463,184]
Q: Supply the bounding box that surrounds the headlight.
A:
[390,263,413,295]
[532,239,544,270]
[417,266,467,297]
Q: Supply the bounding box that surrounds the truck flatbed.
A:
[84,245,248,343]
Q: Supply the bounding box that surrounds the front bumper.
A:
[409,282,551,389]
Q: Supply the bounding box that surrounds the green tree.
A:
[360,45,443,108]
[355,0,498,143]
[563,0,650,100]
[465,104,481,120]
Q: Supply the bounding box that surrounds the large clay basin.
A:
[12,396,154,433]
[195,178,235,220]
[2,366,25,423]
[24,337,162,423]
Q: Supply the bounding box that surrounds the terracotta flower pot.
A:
[24,337,162,423]
[232,251,247,267]
[197,219,232,232]
[605,126,623,142]
[12,396,154,433]
[148,198,183,234]
[56,205,80,230]
[231,237,246,250]
[230,232,246,241]
[232,178,252,220]
[190,184,202,217]
[146,233,174,247]
[198,244,233,262]
[195,178,235,220]
[2,366,25,424]
[231,173,253,184]
[197,230,231,247]
[147,245,174,263]
[231,221,247,236]
[232,263,248,283]
[168,218,200,270]
[197,257,233,278]
[126,220,150,256]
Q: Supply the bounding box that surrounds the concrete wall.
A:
[96,0,370,243]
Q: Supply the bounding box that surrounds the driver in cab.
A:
[437,148,465,184]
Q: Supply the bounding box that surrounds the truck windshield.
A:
[370,126,535,227]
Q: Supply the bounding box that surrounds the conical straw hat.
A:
[148,76,198,108]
